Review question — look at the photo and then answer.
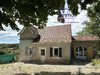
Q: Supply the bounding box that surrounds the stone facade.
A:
[18,25,98,63]
[72,41,97,59]
[20,42,71,63]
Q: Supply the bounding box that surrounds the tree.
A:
[0,0,64,31]
[76,3,100,37]
[67,1,100,37]
[76,21,93,35]
[76,3,100,51]
[67,0,98,15]
[0,0,100,31]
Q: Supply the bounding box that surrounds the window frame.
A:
[41,49,46,56]
[39,47,46,56]
[25,47,28,55]
[76,46,87,56]
[53,47,59,57]
[30,48,33,56]
[25,47,35,57]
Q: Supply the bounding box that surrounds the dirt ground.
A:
[0,62,100,75]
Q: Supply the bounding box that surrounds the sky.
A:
[0,3,89,43]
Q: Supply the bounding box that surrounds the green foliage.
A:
[91,59,100,66]
[0,60,4,64]
[96,41,100,52]
[67,0,98,16]
[91,59,96,65]
[82,3,100,37]
[0,44,19,61]
[0,0,100,30]
[76,19,96,35]
[0,0,65,31]
[76,3,100,51]
[0,44,19,50]
[91,54,100,66]
[0,49,19,62]
[76,27,92,35]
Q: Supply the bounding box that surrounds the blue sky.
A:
[0,3,89,43]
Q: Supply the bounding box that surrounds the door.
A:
[76,47,86,59]
[40,49,46,62]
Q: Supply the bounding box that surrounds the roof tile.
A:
[72,35,98,41]
[38,24,71,43]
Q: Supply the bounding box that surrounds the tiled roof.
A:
[72,35,99,41]
[37,25,72,43]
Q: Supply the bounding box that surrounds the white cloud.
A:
[0,22,23,38]
[71,10,88,35]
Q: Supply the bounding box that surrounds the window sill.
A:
[26,55,34,57]
[52,56,61,59]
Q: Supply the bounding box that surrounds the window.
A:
[76,47,78,56]
[79,47,83,56]
[79,47,83,51]
[54,48,59,56]
[30,48,33,56]
[84,47,86,56]
[50,47,62,57]
[25,47,35,56]
[76,46,87,56]
[32,47,35,56]
[25,47,28,55]
[41,49,45,56]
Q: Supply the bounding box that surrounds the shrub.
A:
[91,59,96,65]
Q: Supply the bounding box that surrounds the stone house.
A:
[18,24,98,63]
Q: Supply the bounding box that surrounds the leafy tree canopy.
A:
[76,3,100,37]
[67,0,98,15]
[76,3,100,51]
[0,0,100,31]
[0,0,64,31]
[76,21,93,35]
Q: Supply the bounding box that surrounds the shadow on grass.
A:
[34,72,100,75]
[22,59,92,66]
[14,73,30,75]
[0,61,15,64]
[71,59,92,65]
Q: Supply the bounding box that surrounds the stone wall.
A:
[72,41,97,59]
[19,42,71,63]
[19,39,33,61]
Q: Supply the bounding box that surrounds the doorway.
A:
[76,46,87,59]
[40,48,46,62]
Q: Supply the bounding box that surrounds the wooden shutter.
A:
[32,47,35,56]
[50,47,53,57]
[59,47,62,57]
[25,47,28,55]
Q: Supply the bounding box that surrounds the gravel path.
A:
[0,62,100,75]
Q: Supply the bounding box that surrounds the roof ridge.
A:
[46,24,71,28]
[73,35,93,37]
[72,35,98,41]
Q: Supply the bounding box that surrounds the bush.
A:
[0,61,4,64]
[91,59,96,65]
[0,51,5,55]
[91,58,100,66]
